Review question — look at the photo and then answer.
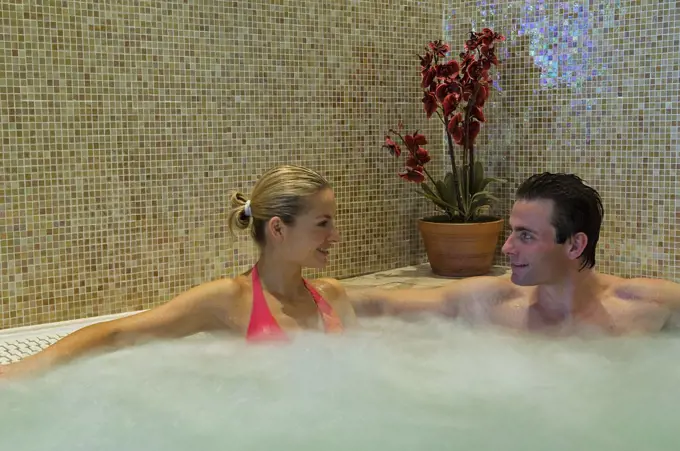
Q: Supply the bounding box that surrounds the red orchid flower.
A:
[418,52,433,69]
[447,113,464,144]
[385,28,505,195]
[415,147,431,164]
[383,136,401,157]
[435,81,462,102]
[421,67,436,88]
[467,120,481,144]
[462,81,476,101]
[464,39,478,51]
[435,60,460,79]
[406,155,418,168]
[428,40,450,58]
[486,52,500,66]
[475,85,489,107]
[470,106,486,122]
[422,92,438,118]
[442,93,459,117]
[404,133,427,152]
[399,165,425,183]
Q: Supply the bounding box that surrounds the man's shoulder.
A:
[607,274,680,304]
[600,274,678,332]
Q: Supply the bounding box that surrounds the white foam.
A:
[1,317,679,450]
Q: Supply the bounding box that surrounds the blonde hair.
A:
[228,165,331,245]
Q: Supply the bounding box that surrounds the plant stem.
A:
[435,110,447,127]
[464,83,482,196]
[435,110,458,175]
[444,129,465,213]
[436,110,465,215]
[420,166,438,188]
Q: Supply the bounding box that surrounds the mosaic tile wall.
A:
[1,1,448,329]
[4,0,677,330]
[446,0,680,281]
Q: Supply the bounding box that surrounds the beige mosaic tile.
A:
[446,0,680,281]
[341,263,510,290]
[2,0,678,330]
[0,1,446,329]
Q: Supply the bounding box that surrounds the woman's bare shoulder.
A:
[193,277,246,300]
[307,277,357,324]
[171,276,250,320]
[308,277,345,296]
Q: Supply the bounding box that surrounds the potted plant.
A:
[383,28,507,277]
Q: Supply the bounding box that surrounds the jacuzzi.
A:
[1,265,678,450]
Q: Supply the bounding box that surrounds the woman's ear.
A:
[266,217,285,243]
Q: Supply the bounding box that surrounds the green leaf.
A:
[469,190,500,214]
[436,177,459,210]
[476,176,505,193]
[472,161,485,193]
[443,171,457,191]
[471,161,506,193]
[420,184,460,214]
[421,182,440,200]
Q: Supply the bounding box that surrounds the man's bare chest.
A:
[489,293,669,335]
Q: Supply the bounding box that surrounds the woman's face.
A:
[271,188,340,268]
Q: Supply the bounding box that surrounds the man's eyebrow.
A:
[510,225,538,234]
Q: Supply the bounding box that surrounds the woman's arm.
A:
[0,279,240,379]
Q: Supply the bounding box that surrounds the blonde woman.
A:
[1,165,363,378]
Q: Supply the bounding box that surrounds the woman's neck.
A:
[255,252,307,301]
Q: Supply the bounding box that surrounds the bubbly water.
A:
[1,317,679,451]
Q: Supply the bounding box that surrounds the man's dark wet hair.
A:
[516,172,604,270]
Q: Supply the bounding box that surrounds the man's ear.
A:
[566,232,588,260]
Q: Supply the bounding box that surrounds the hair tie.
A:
[243,200,252,218]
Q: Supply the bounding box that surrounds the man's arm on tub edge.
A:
[344,276,513,319]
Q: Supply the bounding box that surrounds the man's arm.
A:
[619,278,680,310]
[617,278,680,330]
[344,276,515,321]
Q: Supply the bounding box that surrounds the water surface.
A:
[2,317,678,450]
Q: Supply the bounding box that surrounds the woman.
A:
[0,165,370,379]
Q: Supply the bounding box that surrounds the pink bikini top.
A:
[246,265,344,342]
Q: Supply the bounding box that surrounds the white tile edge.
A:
[0,310,146,342]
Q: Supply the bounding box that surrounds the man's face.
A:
[501,199,574,286]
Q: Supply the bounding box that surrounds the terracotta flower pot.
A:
[417,216,504,277]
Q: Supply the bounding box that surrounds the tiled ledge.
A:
[340,263,511,290]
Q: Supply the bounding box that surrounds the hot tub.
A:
[1,265,678,450]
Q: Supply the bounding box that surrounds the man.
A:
[350,172,680,335]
